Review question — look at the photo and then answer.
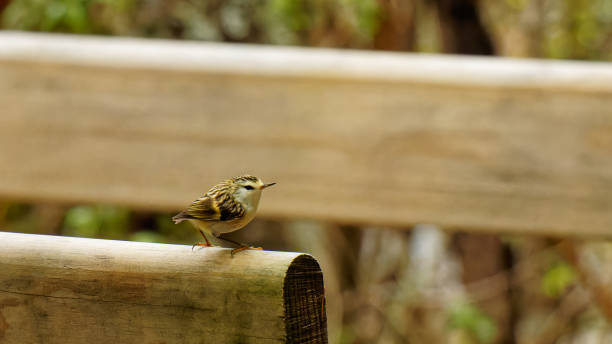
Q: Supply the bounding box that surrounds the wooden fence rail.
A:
[0,231,327,344]
[1,32,612,236]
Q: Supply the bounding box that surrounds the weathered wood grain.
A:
[1,32,612,236]
[0,232,327,344]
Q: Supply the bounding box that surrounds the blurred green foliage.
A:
[4,203,32,221]
[63,205,129,239]
[486,0,612,60]
[2,0,382,47]
[0,202,199,244]
[541,262,576,298]
[2,0,93,33]
[448,301,498,344]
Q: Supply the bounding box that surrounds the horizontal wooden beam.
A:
[2,32,612,92]
[1,32,612,236]
[0,232,327,344]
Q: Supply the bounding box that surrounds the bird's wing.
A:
[186,196,222,220]
[172,196,220,223]
[173,194,244,223]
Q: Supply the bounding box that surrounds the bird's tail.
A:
[172,212,187,224]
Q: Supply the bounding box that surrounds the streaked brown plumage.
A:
[173,175,275,254]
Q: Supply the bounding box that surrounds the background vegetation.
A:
[2,1,612,343]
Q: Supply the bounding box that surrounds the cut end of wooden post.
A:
[284,254,328,344]
[0,232,330,343]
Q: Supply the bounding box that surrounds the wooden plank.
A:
[0,32,612,236]
[0,232,327,344]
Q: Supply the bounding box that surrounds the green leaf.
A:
[541,263,576,298]
[448,302,497,344]
[63,205,129,239]
[63,206,101,237]
[64,0,90,33]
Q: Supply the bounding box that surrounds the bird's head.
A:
[230,175,275,209]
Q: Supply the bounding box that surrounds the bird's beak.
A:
[261,182,276,189]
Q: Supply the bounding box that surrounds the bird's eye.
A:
[244,185,254,190]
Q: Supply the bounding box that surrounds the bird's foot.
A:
[192,242,214,250]
[230,245,263,256]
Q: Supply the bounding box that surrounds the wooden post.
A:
[0,232,327,343]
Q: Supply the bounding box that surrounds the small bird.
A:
[172,175,275,255]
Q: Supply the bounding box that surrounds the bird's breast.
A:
[211,208,257,235]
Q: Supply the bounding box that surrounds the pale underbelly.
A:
[190,211,257,236]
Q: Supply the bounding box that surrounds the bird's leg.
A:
[230,245,263,256]
[192,231,214,250]
[215,234,262,256]
[201,231,213,246]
